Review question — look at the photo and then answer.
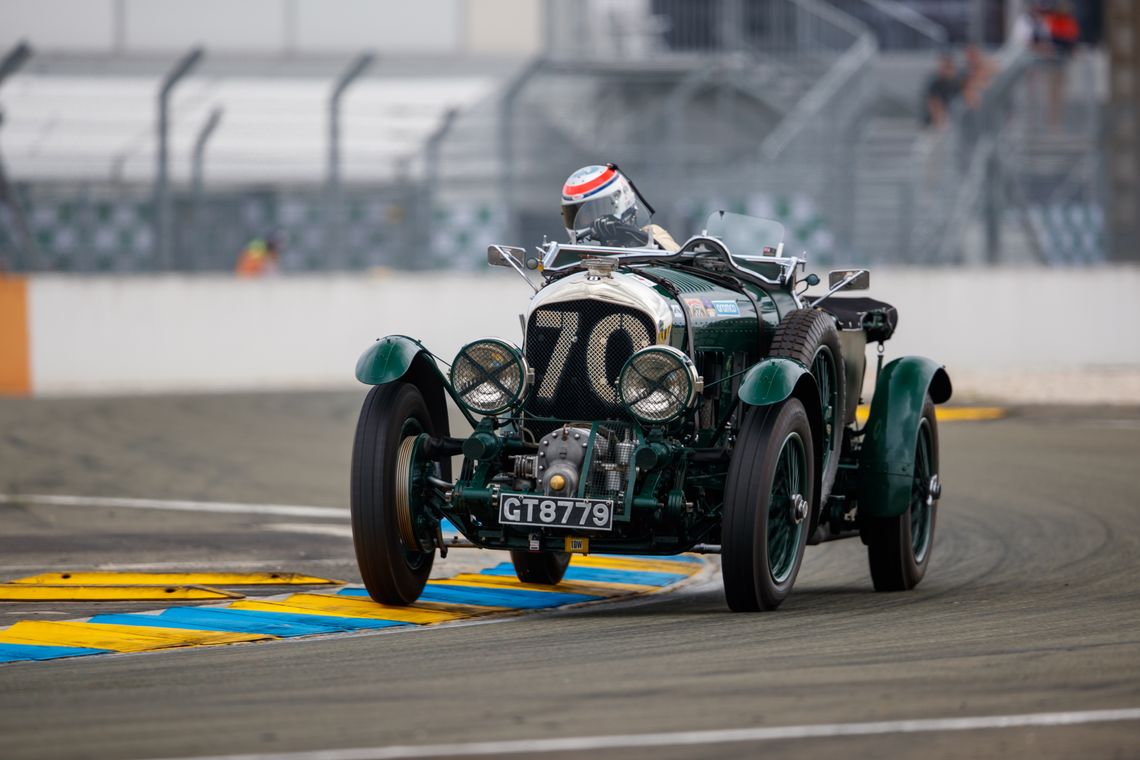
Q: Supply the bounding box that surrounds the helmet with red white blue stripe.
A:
[560,164,638,243]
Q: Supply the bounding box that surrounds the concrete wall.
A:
[0,0,542,56]
[22,271,524,396]
[2,267,1138,401]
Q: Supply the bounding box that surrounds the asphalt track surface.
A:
[1,392,1139,760]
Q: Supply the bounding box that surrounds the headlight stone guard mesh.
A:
[450,341,525,414]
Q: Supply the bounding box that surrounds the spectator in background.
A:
[961,44,995,111]
[923,53,960,130]
[235,235,280,277]
[1041,0,1079,126]
[1025,2,1052,50]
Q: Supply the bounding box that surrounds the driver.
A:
[560,164,680,252]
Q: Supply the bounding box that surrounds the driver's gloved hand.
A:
[591,217,648,246]
[591,216,621,242]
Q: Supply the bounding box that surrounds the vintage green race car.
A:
[350,212,951,612]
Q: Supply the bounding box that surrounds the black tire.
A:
[867,395,940,591]
[351,382,436,605]
[509,550,571,585]
[721,398,815,612]
[768,309,846,504]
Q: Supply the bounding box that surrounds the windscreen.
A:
[703,211,785,258]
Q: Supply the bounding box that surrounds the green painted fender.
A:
[355,335,464,453]
[737,357,824,513]
[355,334,431,385]
[738,357,806,407]
[859,356,952,519]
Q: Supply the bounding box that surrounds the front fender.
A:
[355,335,463,461]
[859,356,952,519]
[738,357,824,517]
[356,335,430,385]
[738,357,805,407]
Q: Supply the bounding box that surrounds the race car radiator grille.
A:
[524,300,656,424]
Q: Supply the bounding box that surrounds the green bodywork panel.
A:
[737,357,807,407]
[639,266,775,355]
[355,335,429,385]
[859,356,952,518]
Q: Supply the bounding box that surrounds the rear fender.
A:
[859,356,952,519]
[355,335,462,471]
[737,357,825,517]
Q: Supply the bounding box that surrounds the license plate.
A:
[499,494,614,531]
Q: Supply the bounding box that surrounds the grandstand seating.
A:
[1,58,496,185]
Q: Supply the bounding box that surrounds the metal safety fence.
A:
[0,0,1111,273]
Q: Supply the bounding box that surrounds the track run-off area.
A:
[1,392,1138,759]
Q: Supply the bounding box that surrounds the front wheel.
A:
[721,398,815,612]
[509,551,571,585]
[351,382,438,605]
[866,395,940,591]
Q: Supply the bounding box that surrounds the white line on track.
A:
[145,708,1140,760]
[0,493,349,519]
[265,522,354,539]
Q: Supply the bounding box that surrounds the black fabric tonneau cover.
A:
[819,296,898,343]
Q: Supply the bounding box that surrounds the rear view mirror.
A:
[487,245,526,268]
[487,245,539,293]
[828,269,870,290]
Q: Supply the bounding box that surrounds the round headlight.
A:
[618,346,700,424]
[449,339,530,415]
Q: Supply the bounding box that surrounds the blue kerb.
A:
[89,610,407,634]
[595,553,702,563]
[0,643,109,663]
[338,585,600,609]
[479,562,686,587]
[88,609,353,638]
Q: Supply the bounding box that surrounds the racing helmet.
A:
[560,165,638,243]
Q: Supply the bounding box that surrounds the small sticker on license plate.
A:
[564,536,589,553]
[499,494,613,531]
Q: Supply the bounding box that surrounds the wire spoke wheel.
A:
[769,309,846,504]
[722,398,815,612]
[867,394,941,592]
[393,426,443,569]
[811,345,839,481]
[767,432,808,585]
[351,382,439,605]
[910,420,934,563]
